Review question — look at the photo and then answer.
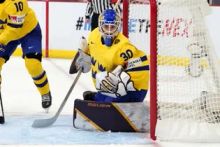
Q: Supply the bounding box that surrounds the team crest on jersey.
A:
[91,57,96,65]
[98,64,106,72]
[8,15,25,24]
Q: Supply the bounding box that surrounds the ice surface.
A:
[0,115,149,145]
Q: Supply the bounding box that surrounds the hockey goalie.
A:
[69,9,149,132]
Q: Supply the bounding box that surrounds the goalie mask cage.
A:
[123,0,220,141]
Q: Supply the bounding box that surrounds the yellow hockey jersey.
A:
[87,28,149,91]
[0,0,38,45]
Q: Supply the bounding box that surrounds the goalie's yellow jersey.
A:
[87,28,149,91]
[0,0,38,45]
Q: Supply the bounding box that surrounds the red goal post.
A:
[122,0,156,140]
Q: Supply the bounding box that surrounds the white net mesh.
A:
[154,0,220,141]
[126,0,149,54]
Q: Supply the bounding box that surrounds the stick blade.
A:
[32,117,56,128]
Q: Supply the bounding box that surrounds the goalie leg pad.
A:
[73,99,149,132]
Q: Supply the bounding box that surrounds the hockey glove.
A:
[69,37,91,74]
[96,65,136,98]
[69,49,91,74]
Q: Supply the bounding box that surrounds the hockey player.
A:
[70,8,149,102]
[0,0,52,110]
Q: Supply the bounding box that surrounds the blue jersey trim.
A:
[7,23,23,28]
[140,55,147,61]
[126,65,149,72]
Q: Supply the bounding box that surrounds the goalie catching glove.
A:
[96,65,137,98]
[69,37,91,74]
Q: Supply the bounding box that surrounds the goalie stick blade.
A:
[32,69,82,128]
[0,116,4,124]
[32,116,56,128]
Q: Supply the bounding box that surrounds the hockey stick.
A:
[0,92,5,124]
[32,69,82,128]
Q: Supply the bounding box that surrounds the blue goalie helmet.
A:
[99,9,121,46]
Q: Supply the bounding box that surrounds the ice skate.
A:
[42,92,52,113]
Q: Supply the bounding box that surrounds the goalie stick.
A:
[0,92,5,124]
[32,69,82,128]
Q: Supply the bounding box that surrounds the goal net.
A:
[123,0,220,141]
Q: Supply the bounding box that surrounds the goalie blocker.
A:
[73,99,149,132]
